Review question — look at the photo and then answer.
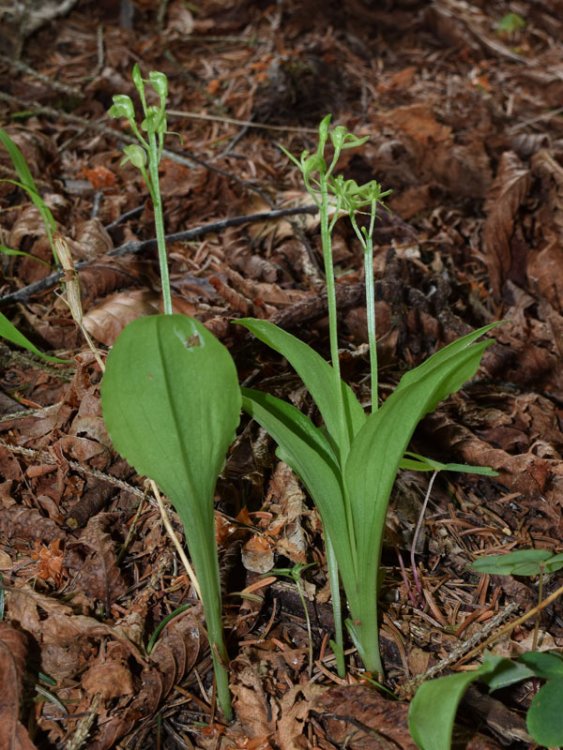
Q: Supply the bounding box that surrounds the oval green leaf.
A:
[101,314,241,510]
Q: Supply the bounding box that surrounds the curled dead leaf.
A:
[82,289,161,346]
[82,659,135,699]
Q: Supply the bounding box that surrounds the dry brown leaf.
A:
[277,684,324,750]
[265,462,307,564]
[73,219,114,262]
[6,586,145,681]
[527,149,563,311]
[381,102,452,147]
[82,289,161,346]
[86,667,164,750]
[313,684,416,750]
[242,534,275,574]
[232,659,276,739]
[0,623,39,750]
[482,151,531,296]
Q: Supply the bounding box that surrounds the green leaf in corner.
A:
[517,651,563,680]
[527,678,563,747]
[408,655,506,750]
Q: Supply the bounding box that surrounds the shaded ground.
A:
[0,0,562,748]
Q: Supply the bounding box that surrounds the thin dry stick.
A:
[404,581,563,695]
[456,582,563,666]
[410,469,439,599]
[54,234,106,372]
[402,602,519,694]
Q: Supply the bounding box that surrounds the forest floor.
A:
[0,1,562,748]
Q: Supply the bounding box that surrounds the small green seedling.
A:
[237,115,499,677]
[102,67,241,721]
[409,651,563,749]
[496,12,526,35]
[269,562,316,675]
[471,548,563,577]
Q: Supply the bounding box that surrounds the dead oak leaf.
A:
[482,151,531,296]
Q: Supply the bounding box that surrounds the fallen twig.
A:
[0,205,318,306]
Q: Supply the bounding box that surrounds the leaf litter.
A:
[0,0,562,747]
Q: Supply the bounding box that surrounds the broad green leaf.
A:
[101,314,241,718]
[346,341,490,584]
[527,678,563,746]
[471,548,553,576]
[0,312,69,363]
[101,314,240,522]
[517,651,563,679]
[408,656,504,750]
[237,319,365,455]
[399,451,498,476]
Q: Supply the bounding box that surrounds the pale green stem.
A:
[364,233,378,414]
[147,130,172,315]
[319,178,342,387]
[345,557,383,675]
[366,199,378,412]
[325,535,346,677]
[294,575,314,678]
[180,507,232,721]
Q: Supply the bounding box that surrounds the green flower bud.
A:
[108,95,135,122]
[121,144,147,169]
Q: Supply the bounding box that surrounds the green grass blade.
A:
[237,319,365,457]
[101,314,241,720]
[242,387,356,574]
[344,336,492,671]
[0,130,57,243]
[0,312,69,363]
[399,451,498,476]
